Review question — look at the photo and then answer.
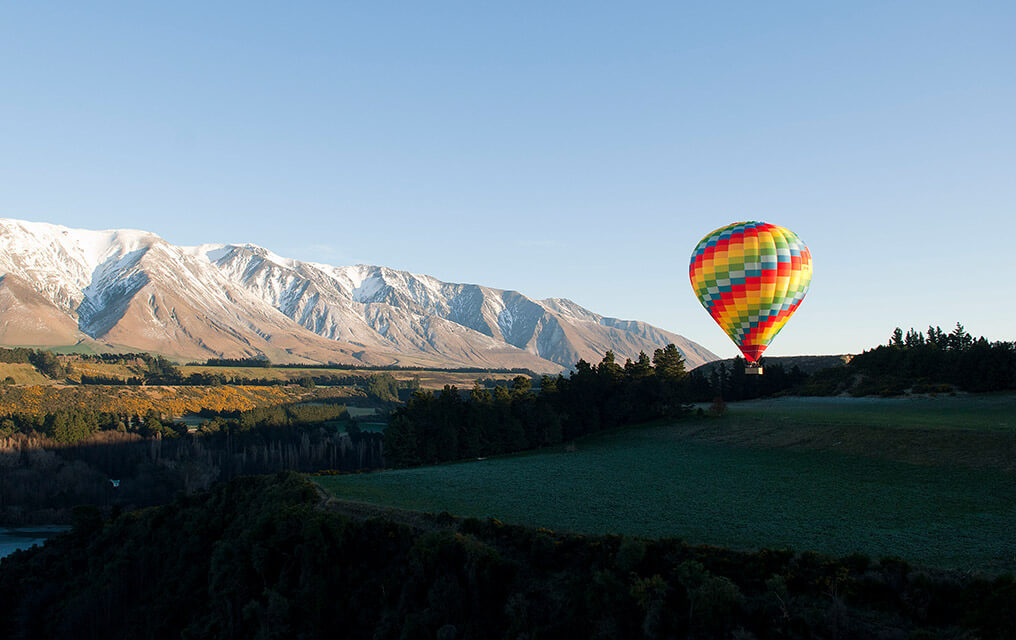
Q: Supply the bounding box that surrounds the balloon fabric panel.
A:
[689,221,812,363]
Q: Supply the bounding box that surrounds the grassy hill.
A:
[318,394,1016,573]
[0,363,49,385]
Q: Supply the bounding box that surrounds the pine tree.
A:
[598,351,623,382]
[652,344,688,381]
[626,351,654,380]
[891,327,904,348]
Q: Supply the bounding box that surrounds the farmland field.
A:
[683,395,1016,471]
[724,395,1016,432]
[179,365,523,389]
[70,360,142,382]
[0,363,49,385]
[6,355,525,390]
[318,394,1016,573]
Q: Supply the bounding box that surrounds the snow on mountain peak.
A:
[243,244,301,270]
[0,218,719,369]
[351,274,386,302]
[182,243,231,263]
[0,218,160,268]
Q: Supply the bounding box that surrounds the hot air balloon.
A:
[689,221,812,374]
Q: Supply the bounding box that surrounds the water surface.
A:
[0,526,69,560]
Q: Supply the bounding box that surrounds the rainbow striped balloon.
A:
[689,221,812,363]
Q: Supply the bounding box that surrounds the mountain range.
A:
[0,218,717,372]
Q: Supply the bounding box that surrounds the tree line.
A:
[385,345,698,466]
[271,362,538,374]
[384,345,820,468]
[78,365,420,404]
[201,357,272,367]
[854,323,1016,392]
[384,324,1016,467]
[801,323,1016,396]
[683,322,1015,399]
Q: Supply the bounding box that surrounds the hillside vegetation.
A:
[0,401,382,524]
[0,384,336,419]
[2,473,1014,639]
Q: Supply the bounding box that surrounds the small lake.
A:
[174,414,208,432]
[0,526,70,561]
[174,414,208,426]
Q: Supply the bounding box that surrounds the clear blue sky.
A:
[2,2,1013,359]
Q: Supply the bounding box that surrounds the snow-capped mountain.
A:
[0,219,717,371]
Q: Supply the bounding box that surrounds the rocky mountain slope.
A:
[0,219,717,371]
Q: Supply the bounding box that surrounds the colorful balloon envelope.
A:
[689,221,812,364]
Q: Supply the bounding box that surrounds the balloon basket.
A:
[745,365,763,375]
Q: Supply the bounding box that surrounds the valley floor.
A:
[318,394,1016,573]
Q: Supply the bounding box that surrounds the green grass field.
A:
[684,395,1016,471]
[0,363,50,385]
[726,395,1016,431]
[318,394,1016,573]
